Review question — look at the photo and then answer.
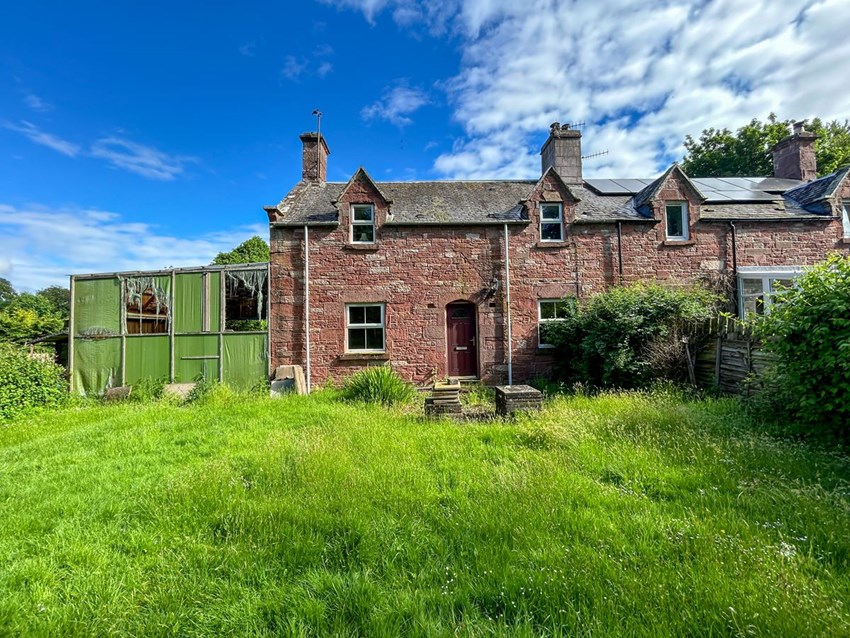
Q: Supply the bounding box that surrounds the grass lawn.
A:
[1,389,848,637]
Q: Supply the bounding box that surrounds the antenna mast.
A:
[312,109,323,180]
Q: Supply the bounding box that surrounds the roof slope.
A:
[267,167,847,226]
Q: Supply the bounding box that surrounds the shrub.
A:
[341,366,415,407]
[129,377,167,403]
[753,254,850,440]
[0,342,67,419]
[541,282,718,389]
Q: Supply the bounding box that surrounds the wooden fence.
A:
[694,316,776,395]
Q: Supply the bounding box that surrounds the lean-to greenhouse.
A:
[69,263,269,395]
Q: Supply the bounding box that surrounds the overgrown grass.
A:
[1,389,848,636]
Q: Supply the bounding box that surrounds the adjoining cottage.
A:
[266,122,850,388]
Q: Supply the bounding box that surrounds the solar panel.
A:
[584,179,631,194]
[612,179,653,192]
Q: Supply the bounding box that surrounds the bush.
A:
[0,342,67,419]
[542,282,718,389]
[341,366,415,407]
[753,254,850,440]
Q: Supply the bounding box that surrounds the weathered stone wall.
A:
[270,169,849,387]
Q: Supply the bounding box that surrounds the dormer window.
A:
[842,200,850,239]
[351,204,375,243]
[665,202,688,241]
[540,203,563,241]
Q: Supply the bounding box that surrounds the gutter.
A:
[503,223,513,386]
[304,225,311,394]
[729,221,738,314]
[616,221,624,283]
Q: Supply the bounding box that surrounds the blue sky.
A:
[2,0,848,290]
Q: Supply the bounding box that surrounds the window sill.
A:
[344,243,379,251]
[339,352,390,361]
[839,237,850,245]
[662,239,695,246]
[535,241,567,249]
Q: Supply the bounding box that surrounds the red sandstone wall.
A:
[270,170,849,387]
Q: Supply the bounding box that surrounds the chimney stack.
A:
[300,132,330,182]
[541,122,582,184]
[771,121,817,182]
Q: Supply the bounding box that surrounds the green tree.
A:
[211,236,269,265]
[0,293,65,343]
[754,254,850,440]
[37,286,71,317]
[682,114,850,178]
[0,277,15,309]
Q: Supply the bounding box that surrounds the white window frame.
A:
[737,266,803,318]
[540,202,564,242]
[842,200,850,239]
[345,303,385,352]
[351,204,376,244]
[665,201,689,241]
[537,299,570,348]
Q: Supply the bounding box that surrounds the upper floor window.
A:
[738,267,802,318]
[665,202,689,240]
[346,303,385,352]
[540,203,563,242]
[538,298,572,348]
[842,200,850,239]
[351,204,375,244]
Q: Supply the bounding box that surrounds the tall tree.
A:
[0,293,64,343]
[37,286,71,316]
[211,236,269,265]
[0,278,15,309]
[682,114,850,178]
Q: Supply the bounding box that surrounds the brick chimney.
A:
[300,132,330,182]
[771,121,817,182]
[541,122,582,184]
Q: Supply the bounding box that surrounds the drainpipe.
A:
[728,221,738,314]
[304,224,311,393]
[503,223,513,386]
[616,221,624,284]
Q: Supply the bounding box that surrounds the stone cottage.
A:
[266,122,850,387]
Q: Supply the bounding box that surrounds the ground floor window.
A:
[346,303,385,352]
[738,267,802,318]
[538,298,572,348]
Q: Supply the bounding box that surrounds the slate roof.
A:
[783,166,850,215]
[267,168,847,226]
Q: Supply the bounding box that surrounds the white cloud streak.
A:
[361,83,429,127]
[3,120,80,157]
[330,0,850,178]
[90,137,197,181]
[24,94,51,112]
[0,203,266,291]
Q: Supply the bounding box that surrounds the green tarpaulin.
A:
[208,272,221,332]
[74,278,120,336]
[174,273,203,334]
[222,333,268,391]
[175,335,219,383]
[73,337,120,396]
[124,336,169,386]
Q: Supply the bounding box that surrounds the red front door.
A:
[447,302,477,377]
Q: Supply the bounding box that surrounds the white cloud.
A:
[239,42,257,57]
[24,94,51,112]
[0,203,267,291]
[282,55,308,80]
[361,83,429,127]
[4,120,80,157]
[89,137,197,181]
[317,61,333,77]
[329,0,850,178]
